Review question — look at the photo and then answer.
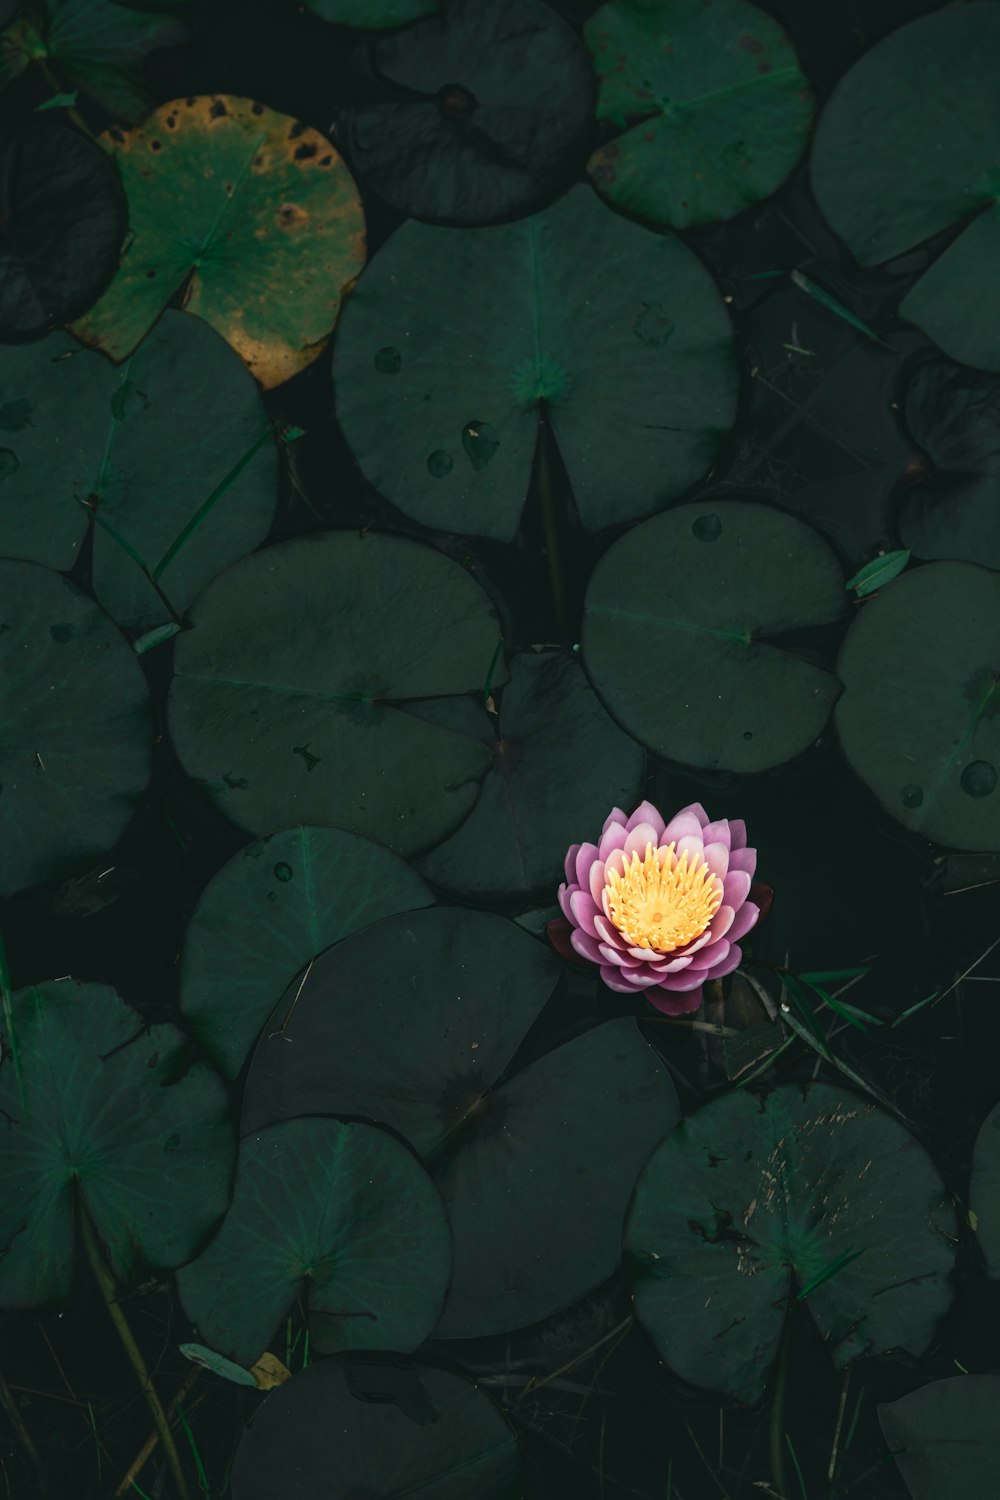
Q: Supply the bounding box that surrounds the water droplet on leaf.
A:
[900,783,923,808]
[427,450,453,477]
[273,861,293,881]
[960,760,996,798]
[693,513,722,543]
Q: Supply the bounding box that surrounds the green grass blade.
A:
[177,1406,210,1499]
[801,978,870,1033]
[795,1247,867,1302]
[785,1432,809,1499]
[152,427,272,581]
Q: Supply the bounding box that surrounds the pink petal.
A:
[625,800,666,838]
[601,965,641,993]
[674,833,706,866]
[654,968,708,992]
[599,821,629,859]
[594,913,625,948]
[687,938,730,972]
[728,846,757,878]
[563,843,581,883]
[729,818,748,851]
[647,985,703,1016]
[685,802,711,826]
[601,806,628,835]
[589,859,608,907]
[701,819,731,849]
[557,882,575,921]
[645,952,693,974]
[727,902,760,944]
[603,847,627,880]
[570,928,603,964]
[624,823,659,859]
[701,840,730,879]
[598,942,643,968]
[671,926,715,959]
[707,904,735,943]
[723,869,752,911]
[702,943,742,982]
[620,967,668,989]
[574,842,600,888]
[569,889,601,938]
[662,809,704,844]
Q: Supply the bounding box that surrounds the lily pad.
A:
[0,561,152,899]
[69,95,366,390]
[242,906,680,1339]
[970,1101,1000,1277]
[834,561,1000,851]
[332,184,738,541]
[879,1375,1000,1500]
[305,0,437,24]
[899,359,1000,571]
[0,980,234,1308]
[231,1356,522,1500]
[180,824,433,1079]
[625,1082,955,1404]
[581,500,846,772]
[167,532,503,858]
[415,649,644,899]
[810,3,1000,371]
[585,0,813,230]
[0,311,278,637]
[177,1117,451,1366]
[0,1,188,121]
[0,118,125,338]
[335,0,594,225]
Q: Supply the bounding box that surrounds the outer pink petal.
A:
[589,858,608,907]
[599,821,629,859]
[671,926,715,959]
[684,802,711,827]
[728,818,748,850]
[601,806,628,835]
[626,800,666,838]
[646,985,703,1016]
[570,928,604,964]
[723,869,752,911]
[654,968,709,992]
[727,902,760,943]
[574,842,600,888]
[624,823,659,858]
[700,840,729,879]
[563,843,581,883]
[557,882,575,921]
[620,967,668,989]
[662,809,703,844]
[702,943,742,982]
[601,964,642,993]
[707,904,735,944]
[701,819,731,849]
[728,846,757,877]
[599,943,643,968]
[569,889,601,938]
[687,938,730,972]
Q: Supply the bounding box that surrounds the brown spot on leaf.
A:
[165,116,176,129]
[294,142,317,160]
[150,139,162,151]
[210,100,228,118]
[288,120,307,139]
[278,202,308,227]
[108,126,124,143]
[251,101,264,114]
[319,154,332,165]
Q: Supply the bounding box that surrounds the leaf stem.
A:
[769,1308,793,1498]
[78,1203,192,1500]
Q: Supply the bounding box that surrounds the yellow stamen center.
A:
[605,841,723,953]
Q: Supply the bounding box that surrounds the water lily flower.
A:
[556,800,761,1015]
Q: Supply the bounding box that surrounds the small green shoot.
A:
[177,1406,211,1499]
[35,91,78,111]
[482,636,504,706]
[133,622,182,655]
[789,269,889,346]
[845,551,910,598]
[785,1433,809,1499]
[795,1247,867,1301]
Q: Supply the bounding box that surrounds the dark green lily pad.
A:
[879,1375,1000,1500]
[0,118,125,338]
[305,0,437,24]
[242,906,679,1339]
[810,3,1000,371]
[180,824,433,1079]
[625,1082,955,1404]
[177,1117,451,1366]
[581,500,846,772]
[585,0,813,230]
[415,649,644,900]
[335,0,593,225]
[231,1356,522,1500]
[970,1100,1000,1277]
[0,1,188,120]
[0,980,234,1308]
[835,562,1000,851]
[167,532,503,858]
[0,561,152,899]
[899,360,1000,571]
[70,95,366,390]
[0,311,277,637]
[332,184,737,541]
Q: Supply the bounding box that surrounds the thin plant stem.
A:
[77,1205,192,1500]
[769,1311,793,1498]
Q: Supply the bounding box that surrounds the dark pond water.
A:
[2,1,999,1498]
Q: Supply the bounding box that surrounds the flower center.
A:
[605,841,723,952]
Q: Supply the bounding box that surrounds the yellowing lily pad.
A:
[69,95,366,389]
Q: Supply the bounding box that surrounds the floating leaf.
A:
[333,184,737,541]
[178,1343,259,1387]
[0,312,277,637]
[625,1082,955,1403]
[167,532,504,857]
[879,1374,1000,1500]
[0,118,125,338]
[835,561,1000,850]
[336,0,593,225]
[0,561,152,899]
[304,0,437,24]
[415,650,644,900]
[845,550,910,597]
[70,95,366,389]
[0,980,234,1307]
[811,4,1000,371]
[581,500,846,772]
[243,906,679,1339]
[585,0,812,229]
[180,825,433,1079]
[969,1100,1000,1277]
[231,1356,522,1500]
[177,1118,451,1365]
[1,1,188,119]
